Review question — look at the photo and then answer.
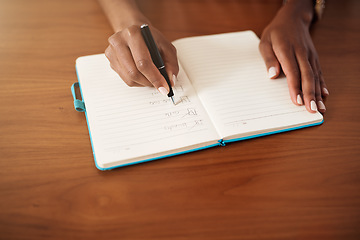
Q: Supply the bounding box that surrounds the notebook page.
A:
[76,54,219,168]
[173,31,323,139]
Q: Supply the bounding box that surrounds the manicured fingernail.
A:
[310,100,317,111]
[297,94,303,105]
[172,74,177,86]
[318,100,326,110]
[268,67,277,79]
[323,88,329,95]
[158,87,168,96]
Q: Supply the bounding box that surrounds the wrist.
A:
[111,10,151,32]
[282,0,314,26]
[98,0,151,32]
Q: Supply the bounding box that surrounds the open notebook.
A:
[74,31,323,170]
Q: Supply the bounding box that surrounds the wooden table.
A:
[1,0,359,239]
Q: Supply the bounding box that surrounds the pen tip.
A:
[171,96,175,105]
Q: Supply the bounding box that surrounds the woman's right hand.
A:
[105,24,179,95]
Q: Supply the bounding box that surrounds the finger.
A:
[315,77,326,113]
[105,45,144,87]
[311,58,326,112]
[108,34,150,87]
[113,44,153,87]
[105,46,121,76]
[259,40,281,79]
[295,49,317,113]
[311,57,326,113]
[159,43,179,86]
[315,59,329,98]
[126,28,170,94]
[273,44,303,106]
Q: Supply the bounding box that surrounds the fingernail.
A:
[172,74,177,86]
[158,87,168,96]
[310,100,317,111]
[318,100,326,110]
[297,94,303,105]
[323,88,329,96]
[268,67,277,79]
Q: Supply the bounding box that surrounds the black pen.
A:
[140,24,175,104]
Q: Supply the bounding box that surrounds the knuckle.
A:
[313,71,320,82]
[135,59,151,71]
[276,42,290,53]
[126,81,138,87]
[104,47,111,58]
[278,45,290,54]
[315,88,322,100]
[318,69,324,80]
[315,92,322,99]
[318,69,323,76]
[258,40,269,51]
[174,63,180,74]
[264,56,275,65]
[306,70,315,81]
[123,78,137,87]
[304,89,316,98]
[108,35,116,45]
[107,35,114,44]
[108,34,122,47]
[289,69,301,79]
[109,63,115,70]
[110,65,122,77]
[296,45,308,55]
[110,66,124,80]
[109,64,116,72]
[170,44,177,54]
[258,45,275,63]
[319,77,326,86]
[124,25,139,39]
[312,52,319,60]
[149,77,162,87]
[259,42,272,56]
[127,67,140,80]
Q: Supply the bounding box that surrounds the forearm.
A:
[98,0,150,32]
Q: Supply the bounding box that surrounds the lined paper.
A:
[76,54,219,167]
[173,31,323,139]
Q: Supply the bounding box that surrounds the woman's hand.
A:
[259,0,329,113]
[105,24,179,95]
[97,0,178,95]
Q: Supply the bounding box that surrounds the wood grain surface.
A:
[0,0,359,239]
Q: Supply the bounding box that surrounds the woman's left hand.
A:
[259,0,329,113]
